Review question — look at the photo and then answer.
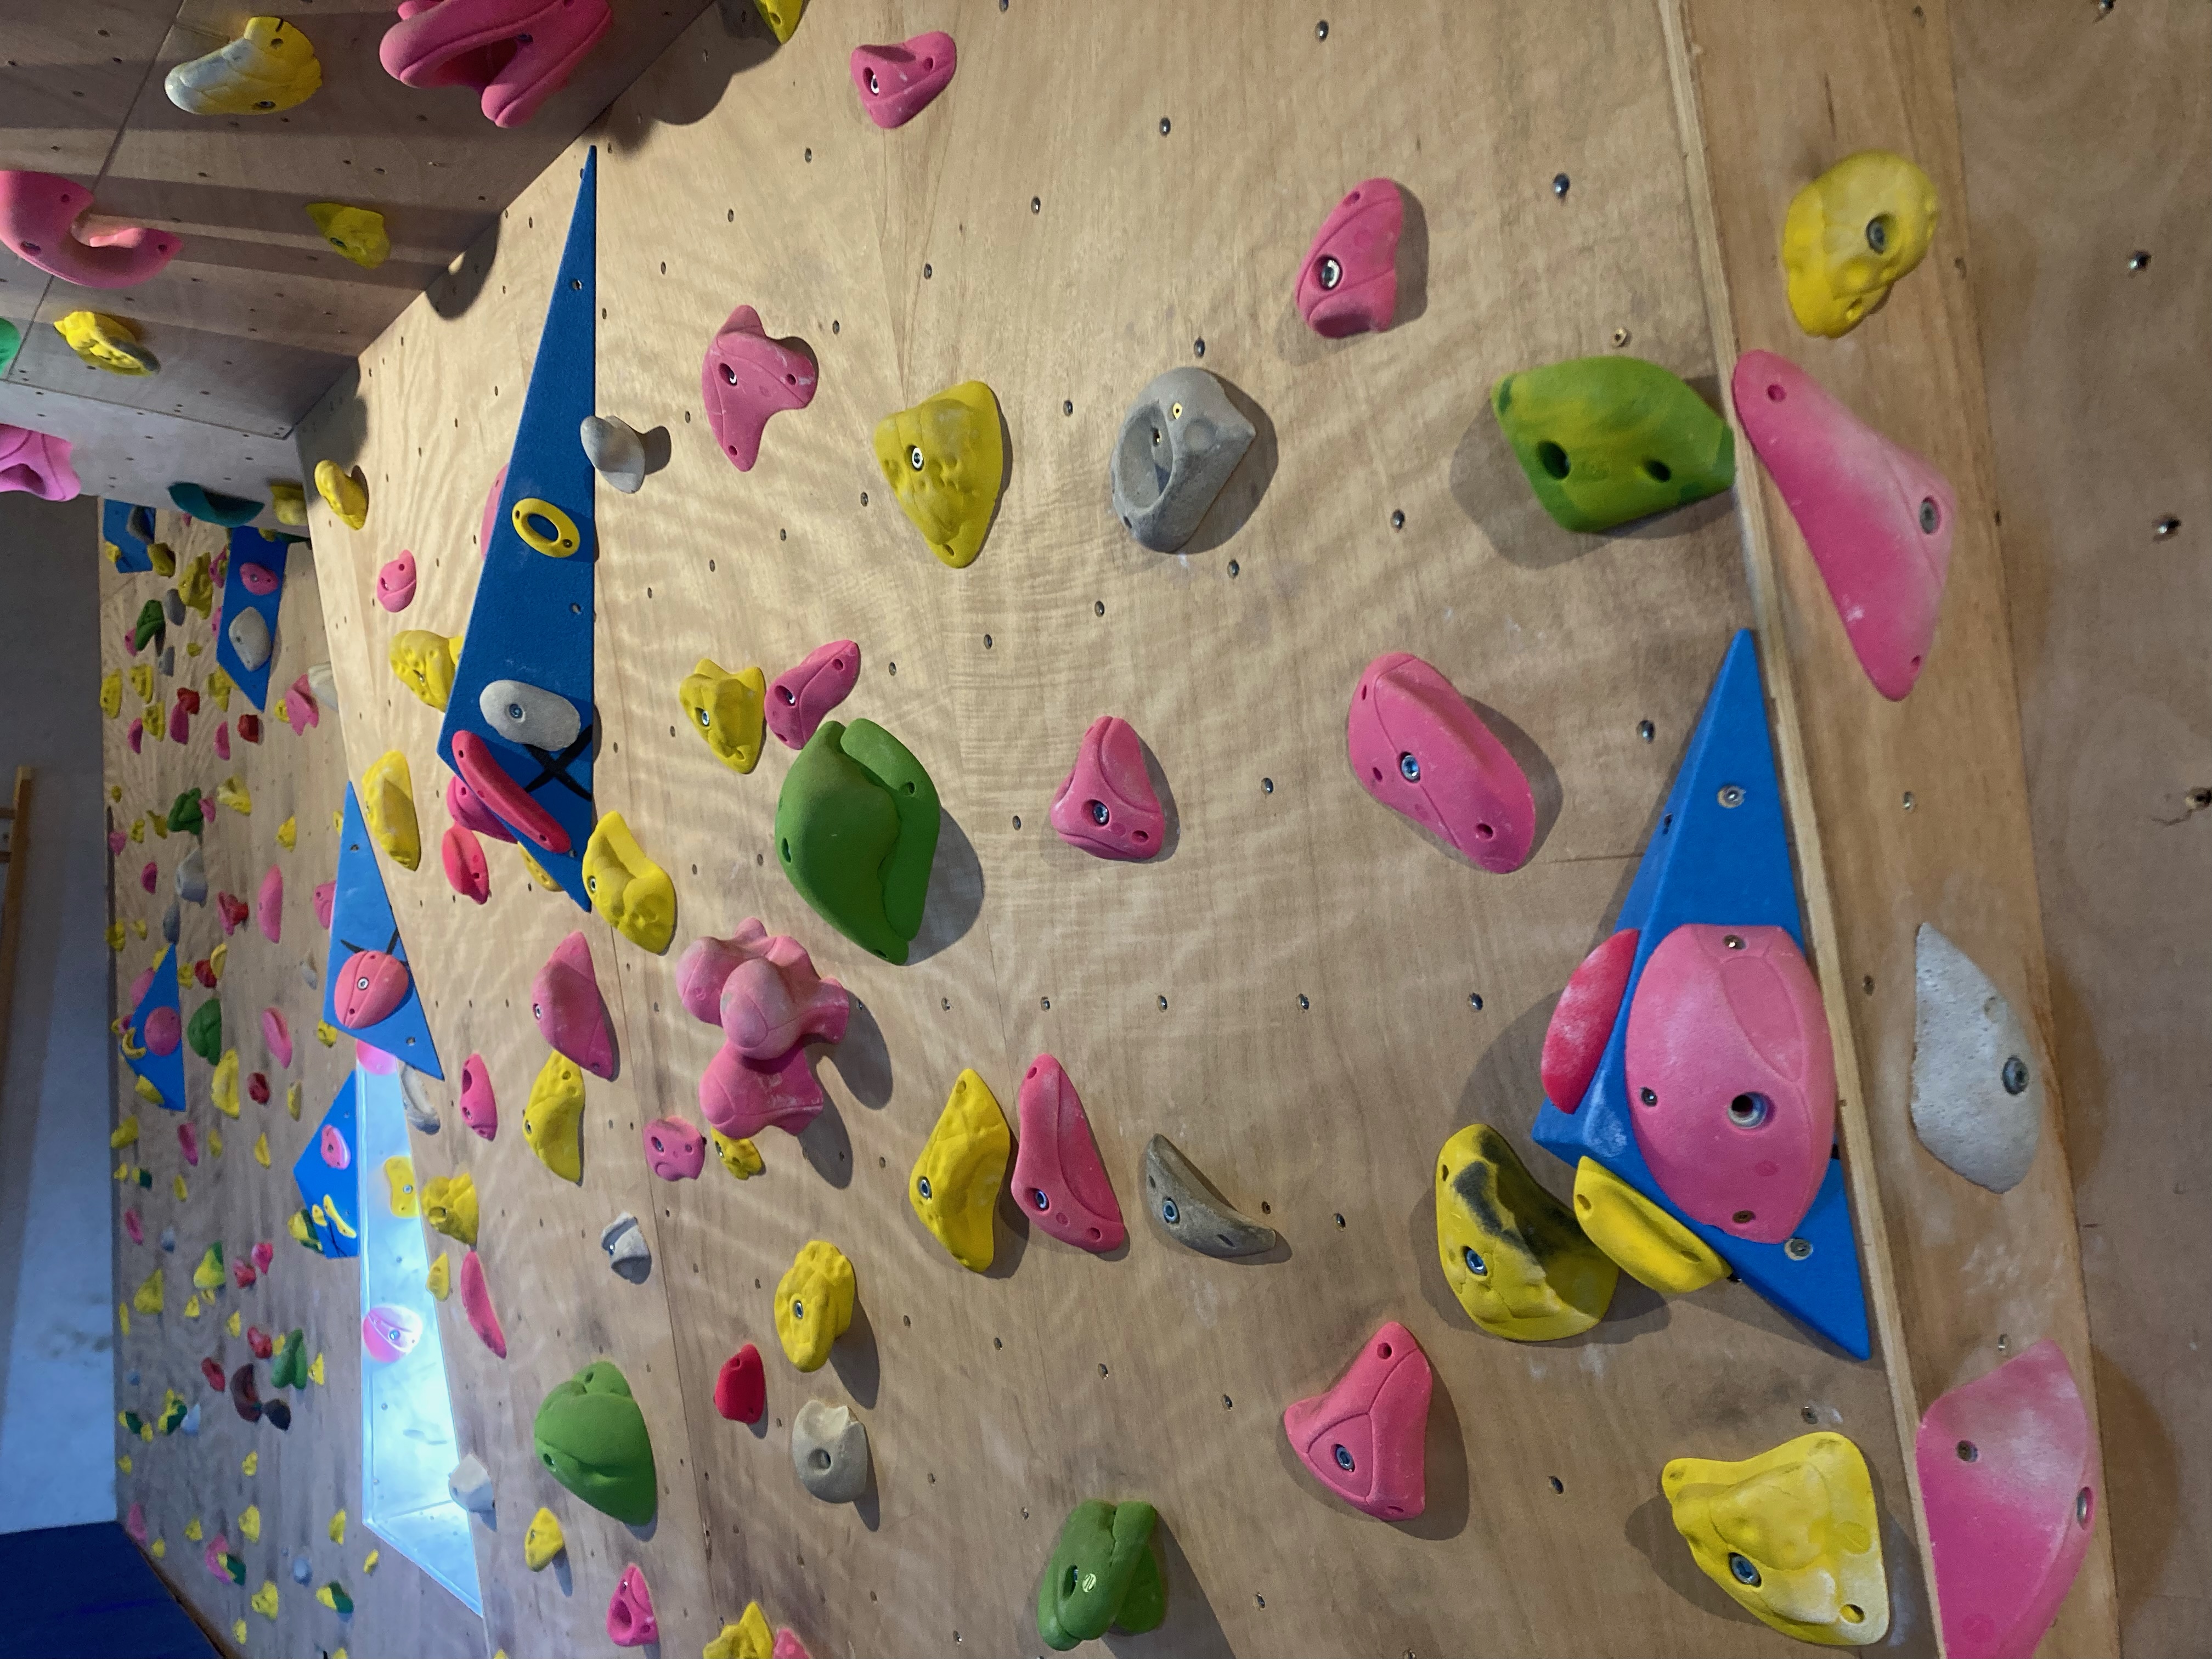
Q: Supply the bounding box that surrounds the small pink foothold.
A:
[257,866,283,943]
[771,1630,810,1659]
[1283,1320,1432,1520]
[532,930,616,1079]
[606,1562,657,1647]
[441,823,490,904]
[313,880,336,929]
[642,1115,707,1181]
[108,829,127,855]
[459,1249,507,1359]
[251,1240,273,1273]
[140,861,158,894]
[237,561,278,597]
[125,1502,148,1544]
[1542,929,1639,1113]
[335,947,411,1030]
[124,1209,144,1245]
[1012,1054,1126,1253]
[378,0,613,131]
[214,720,231,760]
[698,1043,824,1141]
[202,1533,232,1581]
[355,1039,398,1076]
[319,1123,349,1168]
[0,170,180,288]
[850,32,957,128]
[1295,178,1406,339]
[1048,715,1165,861]
[128,718,143,754]
[261,1007,292,1070]
[765,640,860,751]
[445,772,517,845]
[1624,922,1836,1244]
[170,707,189,745]
[217,892,249,935]
[144,1005,181,1057]
[1732,350,1956,701]
[179,1121,201,1166]
[701,304,817,472]
[1347,652,1535,874]
[284,675,319,733]
[713,1344,766,1423]
[376,551,417,612]
[478,465,505,557]
[459,1053,498,1140]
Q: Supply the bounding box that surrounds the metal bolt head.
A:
[1784,1237,1813,1261]
[2001,1055,2029,1094]
[1718,784,1745,808]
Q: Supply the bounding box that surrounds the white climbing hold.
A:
[478,678,582,752]
[600,1212,652,1284]
[1910,924,2044,1193]
[399,1067,441,1135]
[227,608,272,671]
[579,416,670,494]
[448,1453,495,1516]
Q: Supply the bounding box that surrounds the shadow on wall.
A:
[618,0,786,146]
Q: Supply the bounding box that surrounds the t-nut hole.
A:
[1474,822,1494,839]
[1920,497,1941,533]
[1841,1604,1865,1626]
[1536,441,1570,480]
[810,1449,831,1470]
[1766,382,1786,402]
[1375,1340,1392,1359]
[1727,1092,1770,1128]
[1956,1439,1978,1462]
[2076,1487,2095,1527]
[1643,459,1673,483]
[1731,1209,1757,1225]
[720,362,737,385]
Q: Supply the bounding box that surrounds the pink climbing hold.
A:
[257,865,283,943]
[445,772,517,844]
[125,1502,148,1544]
[261,1008,292,1068]
[108,829,127,856]
[1295,178,1406,340]
[771,1631,810,1659]
[376,551,417,612]
[362,1304,423,1364]
[701,304,817,472]
[1012,1054,1126,1254]
[214,720,231,761]
[1731,349,1956,701]
[251,1240,273,1274]
[1283,1320,1432,1521]
[319,1123,350,1169]
[139,861,158,894]
[335,946,412,1029]
[850,32,957,128]
[169,707,189,745]
[179,1121,201,1166]
[532,930,616,1079]
[284,675,319,733]
[0,170,180,289]
[247,1072,269,1105]
[459,1053,498,1139]
[642,1116,706,1181]
[459,1249,507,1358]
[238,561,279,597]
[478,465,506,556]
[217,892,250,935]
[356,1037,399,1076]
[144,1005,181,1057]
[124,1209,144,1245]
[1916,1339,2100,1659]
[713,1344,765,1424]
[606,1562,657,1647]
[765,640,860,752]
[1346,651,1535,874]
[441,824,489,904]
[679,919,849,1059]
[379,0,614,130]
[698,1044,823,1141]
[1541,929,1639,1113]
[128,718,144,754]
[1048,715,1165,862]
[202,1532,232,1581]
[452,731,567,853]
[1623,922,1837,1245]
[313,879,336,929]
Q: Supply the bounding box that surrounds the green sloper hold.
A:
[167,788,205,835]
[775,718,941,965]
[1490,356,1735,533]
[0,318,20,377]
[533,1360,657,1526]
[187,1000,223,1064]
[134,600,167,653]
[1037,1500,1167,1652]
[269,1329,308,1389]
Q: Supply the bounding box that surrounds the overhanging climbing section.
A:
[324,783,444,1079]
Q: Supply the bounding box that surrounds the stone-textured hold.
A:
[448,1452,495,1516]
[523,1506,565,1571]
[478,675,583,752]
[361,750,421,871]
[459,1053,498,1139]
[1283,1321,1432,1520]
[533,1360,657,1526]
[257,865,283,942]
[391,630,462,709]
[909,1068,1010,1272]
[1572,1157,1728,1294]
[677,658,768,772]
[1049,715,1165,860]
[1624,923,1837,1244]
[715,1345,766,1423]
[1110,366,1254,553]
[524,1050,586,1182]
[305,201,388,269]
[850,32,956,127]
[874,381,1004,568]
[791,1400,868,1503]
[1294,178,1405,338]
[1782,151,1938,338]
[1013,1055,1126,1253]
[582,812,676,953]
[1663,1431,1889,1646]
[165,18,321,114]
[764,640,859,752]
[1909,925,2043,1193]
[642,1116,706,1181]
[227,607,272,672]
[774,1240,854,1373]
[377,0,612,128]
[1435,1124,1616,1340]
[1347,652,1536,873]
[375,551,416,612]
[702,305,817,472]
[0,170,182,287]
[460,1250,506,1358]
[533,930,616,1078]
[579,415,669,493]
[163,588,188,627]
[55,310,159,375]
[601,1212,651,1283]
[607,1564,657,1647]
[1491,356,1736,533]
[1733,351,1955,701]
[776,718,940,963]
[314,459,369,530]
[1541,929,1639,1113]
[442,825,490,904]
[422,1171,478,1247]
[383,1154,418,1216]
[1036,1499,1166,1651]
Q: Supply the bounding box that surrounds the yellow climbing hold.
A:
[165,16,321,114]
[135,1077,163,1111]
[523,1506,565,1571]
[192,1244,225,1291]
[207,668,233,711]
[250,1578,279,1620]
[306,202,390,270]
[315,458,370,530]
[706,1602,775,1659]
[332,808,342,831]
[309,1352,325,1385]
[582,811,676,954]
[129,664,154,703]
[710,1128,764,1180]
[107,923,126,952]
[287,1080,303,1119]
[185,1516,205,1541]
[142,702,165,742]
[172,1173,188,1201]
[237,1504,261,1544]
[110,1116,140,1149]
[54,310,158,376]
[676,659,767,772]
[523,1050,585,1183]
[1573,1158,1728,1294]
[129,816,146,843]
[361,749,420,870]
[389,630,462,710]
[184,641,202,658]
[100,670,122,719]
[909,1068,1010,1273]
[1781,150,1939,340]
[277,814,297,850]
[232,1620,247,1645]
[362,1549,378,1574]
[510,496,580,557]
[212,1051,241,1118]
[104,539,121,566]
[210,1125,227,1159]
[217,776,251,816]
[383,1155,419,1216]
[183,1294,201,1319]
[317,1020,339,1048]
[1435,1124,1617,1342]
[774,1239,855,1372]
[1663,1431,1889,1646]
[517,843,557,890]
[117,1455,132,1473]
[268,481,306,526]
[178,554,214,618]
[207,943,226,983]
[426,1252,450,1301]
[872,380,1006,568]
[148,540,176,577]
[175,951,191,986]
[149,1537,165,1559]
[116,1304,129,1336]
[226,1310,240,1337]
[238,1454,254,1479]
[421,1171,478,1247]
[750,0,805,43]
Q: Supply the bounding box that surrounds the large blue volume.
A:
[1532,630,1871,1359]
[292,1073,363,1258]
[123,947,187,1113]
[323,782,444,1079]
[212,528,288,712]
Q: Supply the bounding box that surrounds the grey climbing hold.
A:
[162,588,187,627]
[601,1212,652,1284]
[176,844,208,905]
[160,1226,176,1252]
[448,1452,495,1516]
[791,1400,868,1503]
[1910,924,2044,1193]
[306,661,338,714]
[128,505,155,543]
[179,1402,200,1436]
[290,1555,312,1584]
[227,607,272,672]
[158,645,175,678]
[299,956,320,991]
[1141,1133,1278,1258]
[399,1067,441,1135]
[161,895,180,945]
[478,678,582,752]
[579,415,672,494]
[1110,366,1255,554]
[126,1369,140,1387]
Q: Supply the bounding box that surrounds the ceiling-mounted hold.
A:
[0,171,180,288]
[1909,924,2044,1192]
[165,18,322,114]
[1781,150,1938,338]
[169,483,262,526]
[379,0,613,128]
[0,425,80,501]
[306,202,389,269]
[55,310,159,375]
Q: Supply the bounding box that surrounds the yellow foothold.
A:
[250,1578,280,1620]
[177,554,214,618]
[193,1245,225,1291]
[582,811,676,953]
[227,1310,241,1337]
[749,0,805,42]
[421,1171,478,1246]
[1781,151,1939,339]
[360,749,420,871]
[362,1550,377,1574]
[314,458,369,530]
[332,809,342,831]
[1435,1124,1617,1342]
[238,1504,261,1543]
[233,1620,246,1645]
[306,202,390,270]
[706,1602,776,1659]
[182,1293,201,1319]
[100,670,123,719]
[389,630,462,710]
[116,1302,129,1335]
[104,540,121,566]
[107,923,126,952]
[774,1239,855,1372]
[316,1020,338,1048]
[212,1051,241,1118]
[117,1455,132,1474]
[522,1506,565,1571]
[676,659,767,773]
[132,919,149,940]
[133,1268,163,1316]
[511,496,581,557]
[517,843,557,890]
[149,1537,165,1559]
[238,1455,253,1480]
[128,817,145,843]
[110,1116,140,1149]
[426,1253,450,1300]
[277,815,296,850]
[287,1081,303,1119]
[523,1050,586,1183]
[710,1128,764,1181]
[206,668,233,711]
[206,1124,223,1159]
[909,1068,1011,1273]
[217,776,252,816]
[129,664,154,703]
[268,481,307,526]
[186,1516,205,1541]
[1573,1158,1728,1294]
[174,952,190,986]
[872,380,1006,568]
[184,641,202,658]
[165,16,321,114]
[383,1154,419,1216]
[208,943,227,983]
[55,310,158,376]
[309,1352,325,1385]
[148,541,176,577]
[172,1173,188,1201]
[142,702,165,742]
[1663,1431,1889,1646]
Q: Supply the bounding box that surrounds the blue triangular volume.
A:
[124,946,187,1112]
[437,146,598,913]
[292,1073,363,1259]
[323,783,444,1079]
[1533,630,1871,1359]
[212,528,288,712]
[104,498,154,573]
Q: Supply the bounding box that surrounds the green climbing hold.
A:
[120,1410,144,1436]
[1490,356,1735,533]
[167,788,205,836]
[0,318,20,377]
[317,1581,353,1616]
[134,601,167,653]
[775,718,941,965]
[1036,1499,1167,1652]
[187,1000,223,1064]
[532,1360,658,1526]
[269,1328,309,1390]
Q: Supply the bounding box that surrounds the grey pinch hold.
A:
[600,1212,652,1284]
[1110,366,1255,554]
[161,894,180,946]
[175,843,208,905]
[158,645,176,678]
[399,1066,441,1135]
[448,1452,496,1516]
[579,415,672,494]
[127,505,155,543]
[478,678,583,752]
[227,607,272,672]
[306,661,338,715]
[791,1399,868,1503]
[1910,923,2044,1193]
[1142,1133,1278,1259]
[162,588,187,626]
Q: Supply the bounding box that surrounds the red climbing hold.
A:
[378,0,613,129]
[217,892,247,935]
[1283,1320,1432,1520]
[701,304,817,472]
[459,1249,506,1358]
[201,1357,227,1391]
[459,1053,498,1139]
[193,957,216,990]
[376,551,417,612]
[445,772,517,844]
[1012,1054,1126,1254]
[247,1325,274,1359]
[233,1259,257,1288]
[765,640,860,752]
[257,865,283,943]
[247,1072,269,1105]
[1295,178,1405,339]
[261,1008,292,1069]
[1346,651,1534,874]
[642,1115,706,1181]
[0,170,181,289]
[713,1344,766,1424]
[125,1209,144,1245]
[313,879,335,929]
[235,713,262,744]
[230,1363,263,1421]
[606,1562,657,1647]
[1541,929,1639,1113]
[850,32,957,128]
[1049,715,1165,862]
[531,930,616,1079]
[175,687,200,718]
[452,730,568,853]
[251,1241,273,1274]
[441,823,489,904]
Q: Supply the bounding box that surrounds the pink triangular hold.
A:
[850,32,957,128]
[533,930,616,1079]
[765,640,860,751]
[262,1008,292,1069]
[1347,652,1534,873]
[214,720,231,760]
[771,1630,810,1658]
[313,879,335,929]
[124,1501,147,1543]
[459,1053,498,1140]
[701,305,817,472]
[1282,1320,1432,1520]
[1011,1054,1125,1253]
[124,1209,144,1244]
[179,1121,200,1166]
[1733,350,1955,701]
[257,866,283,943]
[251,1240,273,1273]
[459,1249,506,1359]
[1539,928,1639,1113]
[606,1563,657,1647]
[1048,716,1165,861]
[108,829,127,855]
[441,824,489,904]
[1294,178,1404,340]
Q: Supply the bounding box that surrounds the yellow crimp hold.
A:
[172,1173,188,1201]
[383,1154,418,1216]
[206,667,233,712]
[178,554,214,618]
[309,1352,325,1385]
[182,1293,201,1319]
[250,1578,280,1620]
[582,811,676,954]
[710,1128,764,1181]
[1781,150,1939,339]
[524,1052,585,1182]
[362,1550,378,1574]
[268,481,307,526]
[238,1504,261,1544]
[872,380,1006,568]
[216,776,251,816]
[208,942,227,983]
[116,1302,130,1336]
[1573,1157,1727,1294]
[306,202,390,270]
[212,1051,241,1118]
[226,1310,240,1337]
[314,458,369,531]
[315,1584,343,1611]
[176,953,191,988]
[119,1454,132,1473]
[132,918,149,940]
[909,1068,1010,1273]
[316,1021,338,1048]
[129,663,154,703]
[287,1080,302,1119]
[55,310,158,376]
[148,540,176,577]
[107,923,126,952]
[164,16,321,115]
[134,1078,163,1112]
[421,1171,478,1247]
[677,659,766,772]
[253,1132,270,1168]
[142,701,165,742]
[517,843,557,890]
[232,1620,247,1646]
[389,630,462,710]
[184,1515,206,1542]
[774,1239,854,1372]
[118,1025,146,1061]
[332,808,342,831]
[706,1602,775,1659]
[185,641,202,658]
[131,815,149,842]
[361,749,420,870]
[207,1125,224,1159]
[1663,1431,1889,1646]
[277,814,296,850]
[237,1457,253,1481]
[149,1537,165,1559]
[750,0,805,43]
[1435,1124,1617,1342]
[104,540,121,566]
[100,670,122,719]
[522,1506,564,1571]
[425,1252,450,1301]
[110,1116,139,1149]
